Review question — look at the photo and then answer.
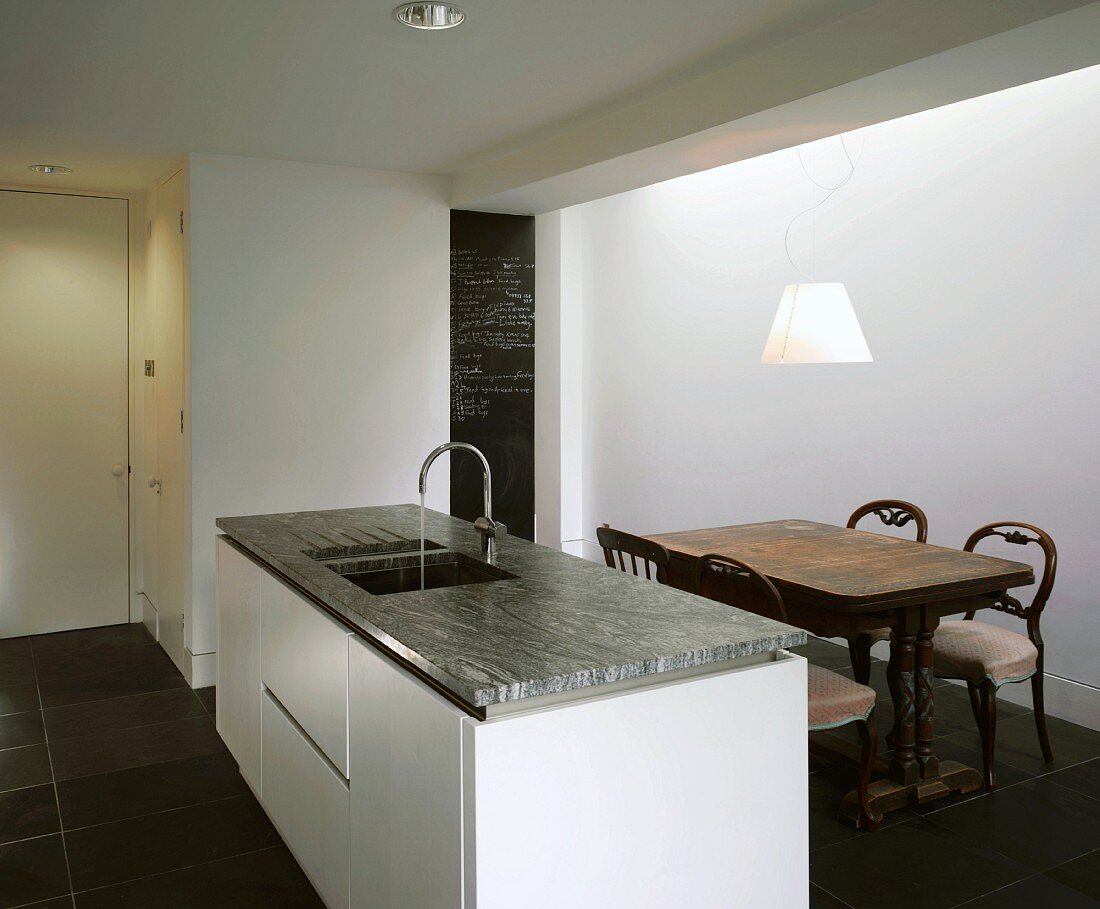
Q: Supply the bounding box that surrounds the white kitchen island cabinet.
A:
[215,505,810,909]
[349,634,807,909]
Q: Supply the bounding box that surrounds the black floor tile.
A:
[43,688,206,743]
[1044,758,1100,800]
[809,764,916,852]
[33,641,174,685]
[195,686,216,716]
[955,874,1100,908]
[0,683,40,717]
[810,816,1032,909]
[0,639,34,688]
[49,716,225,782]
[66,795,281,891]
[57,752,249,829]
[0,784,60,846]
[927,683,1028,739]
[0,833,70,906]
[20,898,75,908]
[910,737,1034,816]
[0,711,45,750]
[0,745,53,794]
[1045,848,1100,900]
[924,777,1100,873]
[940,713,1100,778]
[29,624,152,660]
[793,637,855,670]
[73,845,324,908]
[38,665,188,710]
[811,883,853,908]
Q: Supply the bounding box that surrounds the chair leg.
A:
[848,635,873,686]
[854,715,881,831]
[977,680,998,790]
[966,682,982,727]
[1031,672,1054,763]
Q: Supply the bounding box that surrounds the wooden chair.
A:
[933,522,1057,789]
[844,500,930,687]
[696,553,881,831]
[596,524,670,584]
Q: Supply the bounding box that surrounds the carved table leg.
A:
[915,606,940,779]
[889,609,919,786]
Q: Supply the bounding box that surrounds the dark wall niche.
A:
[450,210,535,541]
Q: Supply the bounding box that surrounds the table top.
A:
[647,520,1034,609]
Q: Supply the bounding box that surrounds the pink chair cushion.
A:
[934,620,1038,686]
[807,664,876,731]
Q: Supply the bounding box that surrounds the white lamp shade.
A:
[760,283,872,364]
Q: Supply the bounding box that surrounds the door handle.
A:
[148,477,162,494]
[111,464,126,477]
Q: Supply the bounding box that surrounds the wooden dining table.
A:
[646,519,1035,823]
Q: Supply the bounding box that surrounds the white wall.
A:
[187,153,450,660]
[559,67,1100,718]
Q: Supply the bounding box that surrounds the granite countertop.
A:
[216,505,805,713]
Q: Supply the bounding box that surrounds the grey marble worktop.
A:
[216,505,804,712]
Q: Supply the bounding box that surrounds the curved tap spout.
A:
[419,442,503,557]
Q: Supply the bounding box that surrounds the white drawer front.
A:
[261,690,350,909]
[260,571,351,776]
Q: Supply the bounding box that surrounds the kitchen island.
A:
[215,505,809,909]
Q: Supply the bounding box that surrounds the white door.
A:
[0,190,130,637]
[145,171,187,669]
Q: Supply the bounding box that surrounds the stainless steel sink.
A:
[334,552,516,595]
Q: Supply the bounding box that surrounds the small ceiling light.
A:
[27,164,73,174]
[393,3,465,29]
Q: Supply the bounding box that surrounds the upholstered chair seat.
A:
[807,664,877,731]
[934,620,1039,687]
[693,551,881,830]
[934,522,1058,791]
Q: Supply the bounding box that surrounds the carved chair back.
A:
[847,499,929,543]
[597,524,670,584]
[962,522,1057,647]
[695,553,788,625]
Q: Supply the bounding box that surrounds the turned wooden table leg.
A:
[889,608,920,786]
[915,606,940,779]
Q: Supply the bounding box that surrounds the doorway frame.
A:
[1,181,148,630]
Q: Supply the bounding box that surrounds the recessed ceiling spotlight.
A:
[393,3,465,30]
[28,164,73,174]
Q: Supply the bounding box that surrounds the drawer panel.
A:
[260,571,351,776]
[262,690,350,909]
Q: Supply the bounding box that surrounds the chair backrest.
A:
[695,553,788,624]
[964,522,1057,623]
[596,524,670,584]
[847,499,929,543]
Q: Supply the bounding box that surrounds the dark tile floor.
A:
[0,626,322,908]
[792,637,1100,909]
[4,627,1098,907]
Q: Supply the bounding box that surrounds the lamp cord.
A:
[784,133,858,277]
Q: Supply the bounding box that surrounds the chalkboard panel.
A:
[450,210,535,541]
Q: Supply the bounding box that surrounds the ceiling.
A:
[0,0,875,192]
[1,0,1094,201]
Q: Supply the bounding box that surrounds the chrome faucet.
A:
[418,442,505,559]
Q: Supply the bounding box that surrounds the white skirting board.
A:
[140,594,158,641]
[186,649,217,689]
